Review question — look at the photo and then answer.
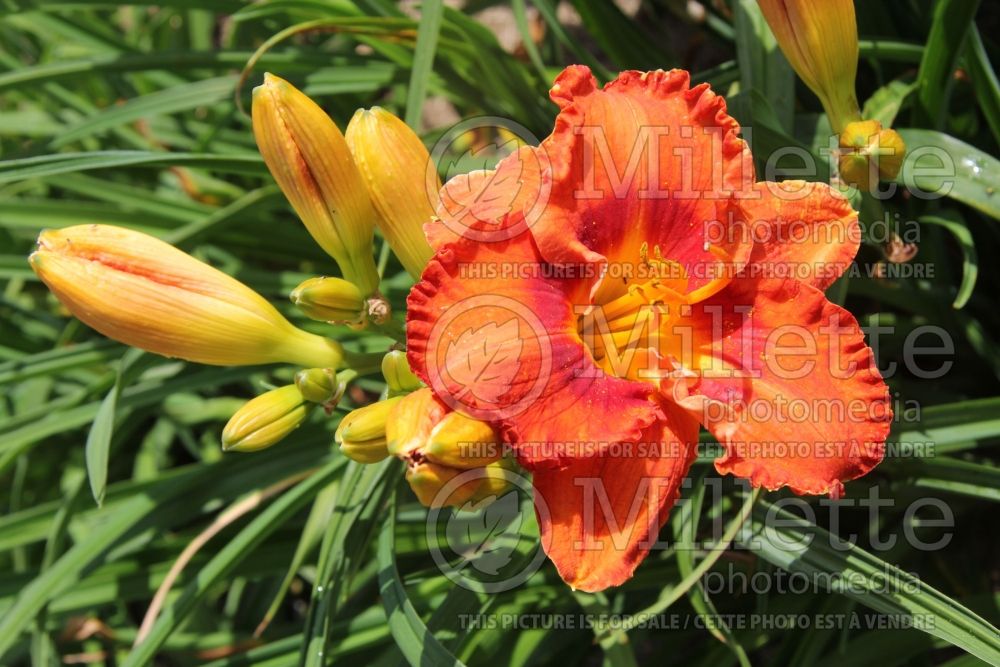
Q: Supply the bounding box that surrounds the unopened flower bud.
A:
[346,107,438,279]
[758,0,861,132]
[466,458,517,504]
[381,350,423,397]
[385,387,447,458]
[290,276,366,324]
[222,384,310,452]
[423,411,502,469]
[838,120,907,191]
[294,368,344,410]
[253,73,380,295]
[335,396,401,463]
[386,388,510,508]
[405,460,483,508]
[30,225,345,368]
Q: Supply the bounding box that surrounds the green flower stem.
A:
[342,350,386,376]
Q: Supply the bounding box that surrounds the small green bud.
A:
[838,120,907,191]
[290,276,365,324]
[222,384,310,452]
[335,396,402,463]
[294,367,344,409]
[381,349,423,396]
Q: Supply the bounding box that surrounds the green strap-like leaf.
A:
[404,0,443,129]
[377,493,465,667]
[84,348,148,506]
[747,499,1000,664]
[122,461,343,667]
[914,0,981,127]
[896,129,1000,222]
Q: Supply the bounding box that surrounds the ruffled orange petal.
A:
[426,145,550,250]
[668,277,891,496]
[407,217,660,468]
[532,400,699,591]
[740,181,860,290]
[531,66,755,303]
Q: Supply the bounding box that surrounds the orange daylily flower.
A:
[406,66,892,592]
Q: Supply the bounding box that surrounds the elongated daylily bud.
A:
[335,396,402,463]
[30,225,344,368]
[838,120,907,191]
[424,411,502,469]
[290,276,366,324]
[381,350,423,397]
[253,73,380,295]
[346,107,438,279]
[223,384,310,452]
[757,0,860,132]
[294,367,344,409]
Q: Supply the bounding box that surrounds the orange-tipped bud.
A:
[466,458,517,505]
[335,396,402,463]
[290,276,366,325]
[423,411,502,469]
[838,120,907,191]
[345,107,438,279]
[386,388,507,508]
[405,460,483,508]
[757,0,861,132]
[29,225,344,368]
[222,384,311,452]
[252,73,380,295]
[385,387,447,458]
[381,350,423,397]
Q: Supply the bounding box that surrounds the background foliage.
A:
[1,0,998,665]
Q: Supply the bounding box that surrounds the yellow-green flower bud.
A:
[294,367,344,410]
[758,0,861,132]
[838,120,907,191]
[381,350,423,397]
[290,276,366,325]
[423,411,502,469]
[335,396,401,463]
[345,107,438,279]
[466,458,517,505]
[222,384,310,452]
[30,225,346,369]
[405,460,482,509]
[252,73,380,295]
